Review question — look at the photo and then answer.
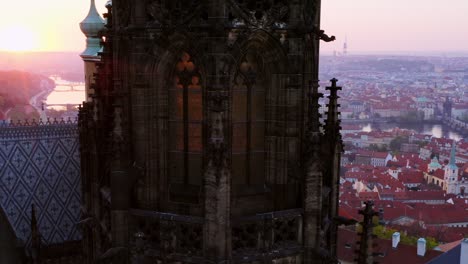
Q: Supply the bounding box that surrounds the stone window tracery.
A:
[169,52,203,185]
[232,52,266,185]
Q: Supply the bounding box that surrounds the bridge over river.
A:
[54,83,85,92]
[438,116,468,137]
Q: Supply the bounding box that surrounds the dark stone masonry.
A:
[78,0,342,263]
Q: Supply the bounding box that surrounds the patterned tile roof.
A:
[0,122,81,246]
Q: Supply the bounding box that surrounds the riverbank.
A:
[346,120,465,141]
[342,118,441,125]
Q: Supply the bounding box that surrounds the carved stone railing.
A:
[129,208,303,263]
[129,209,205,263]
[0,118,78,139]
[231,208,303,262]
[0,117,78,126]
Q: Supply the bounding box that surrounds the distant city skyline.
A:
[321,0,468,55]
[0,0,467,54]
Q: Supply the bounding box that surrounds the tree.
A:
[368,144,388,152]
[8,105,40,122]
[389,136,408,152]
[373,225,438,249]
[400,110,424,122]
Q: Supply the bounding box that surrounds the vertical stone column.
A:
[303,80,324,262]
[204,93,231,261]
[302,2,325,261]
[356,201,379,264]
[134,0,146,26]
[204,2,231,261]
[323,79,343,259]
[110,75,131,261]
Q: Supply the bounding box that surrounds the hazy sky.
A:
[0,0,108,52]
[321,0,468,54]
[0,0,467,54]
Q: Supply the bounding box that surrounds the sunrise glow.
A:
[0,26,38,52]
[0,0,108,52]
[0,0,467,53]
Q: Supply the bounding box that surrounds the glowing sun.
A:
[0,25,38,52]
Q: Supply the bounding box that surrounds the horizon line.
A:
[2,50,468,57]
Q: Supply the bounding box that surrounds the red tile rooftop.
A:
[430,169,445,180]
[358,191,380,200]
[398,191,447,201]
[341,124,361,130]
[338,228,443,264]
[436,239,463,252]
[355,150,390,159]
[431,138,454,146]
[399,171,425,184]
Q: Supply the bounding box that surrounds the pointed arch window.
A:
[231,52,266,185]
[168,52,203,185]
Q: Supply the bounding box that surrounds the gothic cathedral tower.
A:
[79,0,342,263]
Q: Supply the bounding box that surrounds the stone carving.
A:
[81,0,343,262]
[115,0,131,27]
[147,0,202,26]
[231,209,302,259]
[228,0,289,28]
[304,0,319,26]
[207,92,228,171]
[129,210,204,259]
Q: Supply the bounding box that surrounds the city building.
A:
[355,150,392,167]
[338,228,443,264]
[78,0,342,263]
[424,144,468,195]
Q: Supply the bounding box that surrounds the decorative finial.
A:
[80,0,105,59]
[80,0,105,38]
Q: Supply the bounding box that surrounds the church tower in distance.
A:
[78,0,342,263]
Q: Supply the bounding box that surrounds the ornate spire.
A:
[307,80,323,135]
[448,143,458,170]
[80,0,105,59]
[355,201,379,264]
[343,35,348,55]
[304,80,323,159]
[324,78,342,144]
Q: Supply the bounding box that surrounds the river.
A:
[45,76,85,111]
[361,122,464,141]
[41,78,466,142]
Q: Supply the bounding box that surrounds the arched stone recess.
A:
[303,0,320,27]
[140,32,209,215]
[228,30,301,216]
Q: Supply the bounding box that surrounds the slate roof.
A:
[436,239,462,252]
[0,123,81,246]
[427,243,462,264]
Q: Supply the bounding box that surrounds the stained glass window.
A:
[168,52,203,185]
